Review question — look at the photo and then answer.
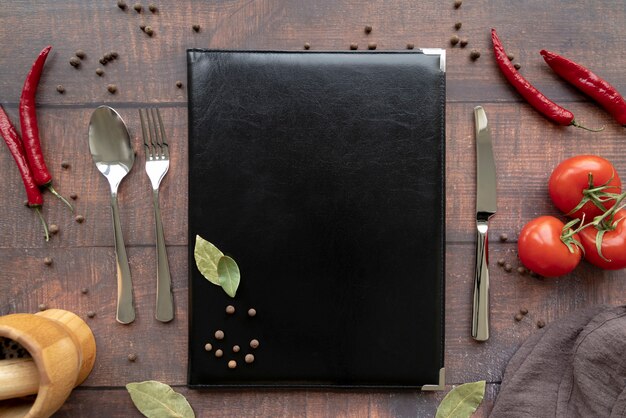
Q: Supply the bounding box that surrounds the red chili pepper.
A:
[19,46,73,211]
[491,29,601,132]
[540,50,626,126]
[0,105,49,241]
[20,46,52,186]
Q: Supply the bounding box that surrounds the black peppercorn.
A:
[70,192,78,200]
[450,35,460,46]
[517,266,527,275]
[514,63,521,70]
[406,43,414,50]
[56,85,65,94]
[69,57,81,68]
[520,308,528,315]
[499,233,508,242]
[96,68,104,76]
[117,0,127,10]
[176,80,183,88]
[104,52,113,61]
[364,25,372,34]
[148,4,157,12]
[140,24,146,31]
[367,42,377,50]
[349,43,358,50]
[144,26,154,36]
[304,42,311,50]
[128,353,137,362]
[537,320,546,328]
[75,215,85,223]
[497,258,505,266]
[61,161,70,169]
[99,57,108,65]
[514,313,523,322]
[470,49,481,60]
[38,303,47,311]
[107,84,117,94]
[133,3,142,12]
[49,224,59,235]
[507,53,515,61]
[75,50,86,59]
[460,38,468,48]
[192,24,200,32]
[454,22,462,30]
[111,51,119,59]
[44,257,53,266]
[454,0,462,8]
[81,287,89,294]
[87,311,96,318]
[504,263,513,272]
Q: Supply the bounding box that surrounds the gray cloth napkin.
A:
[490,305,626,418]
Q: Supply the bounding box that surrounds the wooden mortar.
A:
[0,309,96,418]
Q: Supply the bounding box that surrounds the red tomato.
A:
[549,155,621,220]
[579,210,626,270]
[518,216,582,277]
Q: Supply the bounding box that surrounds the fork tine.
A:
[155,108,169,159]
[139,108,154,158]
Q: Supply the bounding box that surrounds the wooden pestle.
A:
[0,309,96,418]
[0,358,40,401]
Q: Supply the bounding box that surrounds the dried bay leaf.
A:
[218,255,240,298]
[194,235,224,285]
[126,380,195,418]
[435,380,486,418]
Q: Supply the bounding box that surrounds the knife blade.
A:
[472,106,497,341]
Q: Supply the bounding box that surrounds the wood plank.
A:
[52,384,498,417]
[1,102,625,248]
[0,1,625,105]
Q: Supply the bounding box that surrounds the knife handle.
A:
[472,220,490,341]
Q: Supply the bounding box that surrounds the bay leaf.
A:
[194,235,224,285]
[435,380,486,418]
[218,255,240,298]
[126,380,195,418]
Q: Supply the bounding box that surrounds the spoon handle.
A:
[110,193,135,324]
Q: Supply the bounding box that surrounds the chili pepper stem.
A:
[34,207,49,242]
[46,184,74,212]
[570,120,605,132]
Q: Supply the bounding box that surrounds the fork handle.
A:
[153,188,174,322]
[111,193,135,325]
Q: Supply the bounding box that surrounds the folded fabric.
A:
[491,305,626,418]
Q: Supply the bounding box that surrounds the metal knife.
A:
[472,106,497,342]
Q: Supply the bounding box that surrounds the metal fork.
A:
[139,108,174,322]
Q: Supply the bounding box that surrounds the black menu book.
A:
[187,50,446,389]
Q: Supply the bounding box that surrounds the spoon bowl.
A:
[88,106,135,324]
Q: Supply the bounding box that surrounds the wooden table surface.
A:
[1,1,625,416]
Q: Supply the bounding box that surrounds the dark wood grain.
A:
[0,0,625,417]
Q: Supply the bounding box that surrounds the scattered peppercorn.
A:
[537,320,546,328]
[514,313,523,322]
[504,263,513,272]
[75,50,86,59]
[204,343,213,352]
[140,24,146,31]
[226,305,235,314]
[133,3,142,12]
[144,26,154,36]
[96,68,104,76]
[520,308,528,315]
[228,360,237,369]
[70,192,78,200]
[248,308,257,317]
[406,43,415,50]
[192,24,200,32]
[81,287,89,294]
[99,58,108,65]
[497,258,505,266]
[44,257,53,266]
[38,303,47,311]
[499,233,508,242]
[233,345,240,353]
[148,4,157,12]
[364,25,372,34]
[514,63,521,70]
[117,0,127,10]
[56,85,65,94]
[23,199,29,207]
[87,311,96,318]
[350,43,358,50]
[250,339,259,349]
[75,215,85,223]
[367,42,377,50]
[61,161,70,169]
[454,0,462,8]
[460,38,468,48]
[454,22,462,30]
[49,224,59,235]
[215,349,223,358]
[176,80,183,88]
[104,52,113,61]
[128,353,137,362]
[107,84,117,94]
[215,330,224,340]
[517,266,527,275]
[450,35,460,46]
[507,53,515,61]
[245,354,255,364]
[470,49,481,60]
[69,57,81,68]
[304,42,311,50]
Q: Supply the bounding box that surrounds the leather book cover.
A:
[187,50,445,388]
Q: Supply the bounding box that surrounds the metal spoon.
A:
[89,106,135,324]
